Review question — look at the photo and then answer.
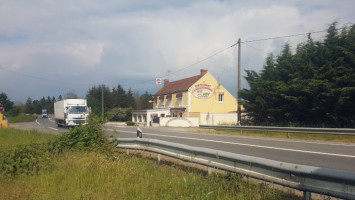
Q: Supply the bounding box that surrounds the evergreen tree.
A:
[25,97,33,114]
[0,92,14,113]
[240,22,355,127]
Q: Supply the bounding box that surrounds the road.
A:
[19,118,355,172]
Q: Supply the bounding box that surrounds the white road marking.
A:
[113,129,355,158]
[49,127,58,131]
[35,119,40,125]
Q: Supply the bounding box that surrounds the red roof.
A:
[155,75,201,95]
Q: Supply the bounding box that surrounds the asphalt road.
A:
[19,118,355,172]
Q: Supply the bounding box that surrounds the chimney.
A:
[200,69,208,77]
[164,79,169,86]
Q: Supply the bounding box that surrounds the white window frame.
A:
[219,93,224,103]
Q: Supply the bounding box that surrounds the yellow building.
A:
[132,69,239,127]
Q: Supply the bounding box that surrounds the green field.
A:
[0,127,301,200]
[6,113,37,123]
[0,128,55,152]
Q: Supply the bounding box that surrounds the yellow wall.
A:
[155,72,238,117]
[189,72,238,114]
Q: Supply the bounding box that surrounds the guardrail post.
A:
[156,154,161,166]
[208,167,212,175]
[303,191,311,200]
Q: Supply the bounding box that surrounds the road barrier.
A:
[116,138,355,200]
[200,125,355,135]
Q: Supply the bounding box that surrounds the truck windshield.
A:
[68,106,87,114]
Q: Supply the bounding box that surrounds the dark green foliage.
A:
[51,115,110,153]
[138,91,154,110]
[126,121,135,126]
[0,143,51,177]
[24,96,56,114]
[0,92,14,113]
[0,115,114,177]
[241,22,355,127]
[106,107,133,122]
[86,84,152,120]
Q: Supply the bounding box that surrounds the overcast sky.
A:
[0,0,354,103]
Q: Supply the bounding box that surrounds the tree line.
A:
[240,22,355,128]
[1,85,153,121]
[86,84,152,121]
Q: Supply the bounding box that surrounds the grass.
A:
[0,127,301,200]
[0,152,300,200]
[200,129,355,143]
[0,128,55,152]
[7,113,37,123]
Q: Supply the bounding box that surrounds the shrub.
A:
[126,121,135,126]
[51,115,115,155]
[0,115,116,177]
[0,143,52,177]
[106,107,133,122]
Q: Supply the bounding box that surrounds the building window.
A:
[168,98,172,107]
[161,99,165,107]
[178,97,183,106]
[179,112,183,118]
[219,93,224,103]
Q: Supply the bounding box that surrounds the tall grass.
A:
[0,152,300,200]
[0,117,301,199]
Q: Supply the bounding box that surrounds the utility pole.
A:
[101,85,104,121]
[237,38,242,125]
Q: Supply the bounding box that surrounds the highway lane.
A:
[105,125,355,172]
[24,119,355,172]
[14,117,68,135]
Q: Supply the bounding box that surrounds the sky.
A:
[0,0,354,103]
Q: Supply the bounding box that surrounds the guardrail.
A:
[116,138,355,200]
[200,125,355,136]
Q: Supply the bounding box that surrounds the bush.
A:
[0,115,116,177]
[126,121,135,126]
[106,107,133,122]
[51,115,114,155]
[0,143,52,177]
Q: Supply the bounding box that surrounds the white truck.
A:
[54,99,89,127]
[42,109,48,118]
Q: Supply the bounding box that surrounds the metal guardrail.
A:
[116,138,355,200]
[200,125,355,135]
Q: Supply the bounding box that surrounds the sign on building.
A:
[156,78,162,84]
[193,84,213,99]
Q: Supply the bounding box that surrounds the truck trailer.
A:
[54,99,89,127]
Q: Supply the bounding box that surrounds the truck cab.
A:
[42,109,48,118]
[65,105,88,126]
[54,99,89,127]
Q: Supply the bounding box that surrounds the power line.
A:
[0,27,336,90]
[126,28,330,88]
